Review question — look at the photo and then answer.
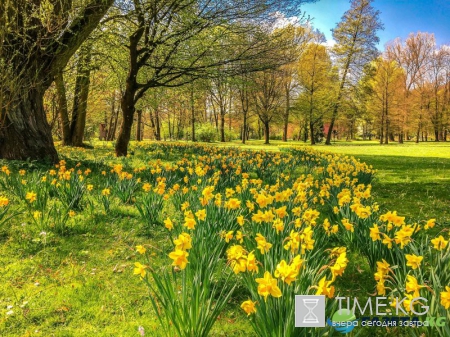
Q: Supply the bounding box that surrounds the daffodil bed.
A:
[0,143,449,336]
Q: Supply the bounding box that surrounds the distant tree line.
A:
[2,0,449,163]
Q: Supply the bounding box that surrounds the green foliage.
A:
[196,124,218,142]
[135,191,165,234]
[55,171,86,210]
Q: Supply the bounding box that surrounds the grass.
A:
[0,140,448,336]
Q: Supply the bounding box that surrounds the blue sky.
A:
[300,0,450,48]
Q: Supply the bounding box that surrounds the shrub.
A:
[196,124,218,142]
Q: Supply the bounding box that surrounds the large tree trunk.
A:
[70,44,92,147]
[0,87,58,162]
[434,129,439,142]
[55,71,71,145]
[326,62,351,145]
[149,109,161,141]
[325,117,336,145]
[116,87,135,157]
[115,21,145,156]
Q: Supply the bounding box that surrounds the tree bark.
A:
[0,87,58,162]
[191,87,196,142]
[220,105,226,142]
[55,71,71,145]
[264,121,270,144]
[283,85,290,142]
[155,109,161,141]
[107,92,117,141]
[434,129,439,142]
[310,121,315,145]
[70,44,92,146]
[116,86,135,156]
[115,23,144,156]
[325,65,349,145]
[136,110,142,141]
[242,112,247,144]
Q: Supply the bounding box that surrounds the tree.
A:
[69,43,93,146]
[386,32,436,142]
[113,0,316,156]
[0,0,114,162]
[235,63,254,144]
[209,69,234,143]
[277,25,310,142]
[325,0,383,145]
[252,69,285,144]
[425,46,449,141]
[365,57,405,144]
[297,34,336,145]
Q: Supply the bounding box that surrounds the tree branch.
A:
[46,0,115,78]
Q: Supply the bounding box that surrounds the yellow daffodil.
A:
[168,249,189,270]
[342,218,354,232]
[255,233,272,254]
[164,217,174,231]
[195,209,206,221]
[0,196,9,207]
[315,277,335,298]
[369,224,381,241]
[405,254,423,270]
[237,215,245,226]
[25,192,37,203]
[274,260,298,285]
[255,271,282,301]
[272,218,284,233]
[405,275,424,297]
[183,217,196,230]
[133,262,147,278]
[136,245,146,254]
[424,218,436,230]
[240,300,257,316]
[431,235,448,250]
[173,233,192,251]
[224,231,234,243]
[440,286,450,309]
[246,251,258,273]
[225,198,241,210]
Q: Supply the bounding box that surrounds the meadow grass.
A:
[0,140,448,336]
